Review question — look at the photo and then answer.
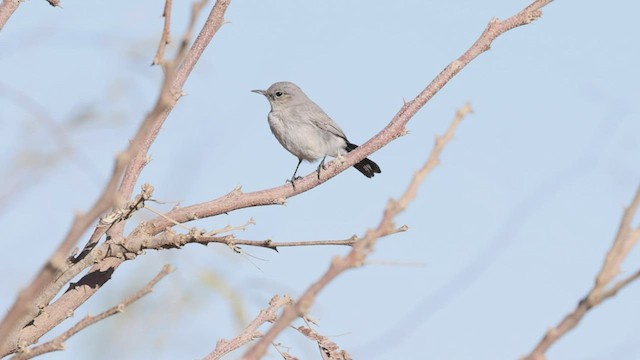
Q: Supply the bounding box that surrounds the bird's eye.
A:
[275,91,284,97]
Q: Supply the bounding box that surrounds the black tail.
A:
[345,142,381,178]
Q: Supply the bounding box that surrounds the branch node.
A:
[526,10,543,23]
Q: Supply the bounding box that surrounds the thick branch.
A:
[12,265,174,360]
[0,0,59,32]
[0,0,20,32]
[0,153,128,345]
[118,0,227,206]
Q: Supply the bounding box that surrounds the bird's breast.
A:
[267,111,344,161]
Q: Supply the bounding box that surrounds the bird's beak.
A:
[251,89,265,96]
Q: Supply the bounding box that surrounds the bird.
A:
[252,81,381,185]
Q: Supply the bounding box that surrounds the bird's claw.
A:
[286,176,302,190]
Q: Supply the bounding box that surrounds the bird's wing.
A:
[302,103,348,140]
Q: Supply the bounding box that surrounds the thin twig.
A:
[601,268,640,299]
[152,0,173,66]
[204,295,291,360]
[175,0,210,67]
[241,104,473,359]
[216,238,359,250]
[144,231,368,252]
[523,184,640,360]
[144,205,192,231]
[204,217,256,236]
[294,326,353,360]
[11,265,174,360]
[594,190,640,291]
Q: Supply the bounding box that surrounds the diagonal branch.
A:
[241,104,473,359]
[0,0,60,32]
[294,326,353,360]
[152,0,173,66]
[523,184,640,360]
[0,0,20,32]
[119,0,224,207]
[11,265,174,360]
[134,0,553,240]
[0,152,128,344]
[204,295,292,360]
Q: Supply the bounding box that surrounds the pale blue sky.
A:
[1,1,640,359]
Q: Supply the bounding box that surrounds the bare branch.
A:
[601,267,640,299]
[241,104,473,359]
[142,231,367,252]
[175,0,210,67]
[294,326,353,360]
[0,1,233,355]
[11,265,174,360]
[204,295,292,360]
[152,0,173,66]
[0,0,552,356]
[136,2,553,240]
[594,190,640,291]
[0,152,128,344]
[0,0,21,32]
[523,184,640,360]
[9,256,124,356]
[204,217,256,236]
[118,0,227,207]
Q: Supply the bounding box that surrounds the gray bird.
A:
[252,81,381,184]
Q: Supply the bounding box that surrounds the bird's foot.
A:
[317,156,328,179]
[286,176,302,190]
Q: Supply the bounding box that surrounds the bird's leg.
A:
[286,159,303,189]
[317,156,327,179]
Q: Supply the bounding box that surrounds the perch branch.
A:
[241,104,473,359]
[133,0,552,240]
